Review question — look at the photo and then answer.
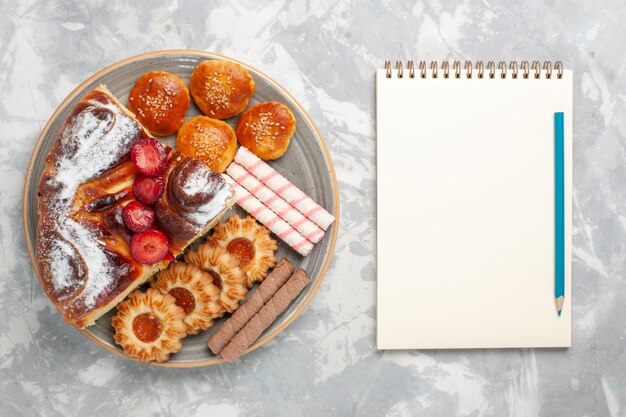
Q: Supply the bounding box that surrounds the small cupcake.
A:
[176,115,237,172]
[190,60,256,119]
[236,102,296,160]
[128,71,190,136]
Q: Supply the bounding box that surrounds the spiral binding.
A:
[384,60,563,79]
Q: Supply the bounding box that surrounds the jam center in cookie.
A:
[207,269,222,289]
[226,237,255,267]
[168,287,196,315]
[132,313,163,343]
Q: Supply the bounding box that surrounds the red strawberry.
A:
[122,201,155,233]
[133,175,165,205]
[163,252,176,261]
[130,137,167,177]
[130,229,169,264]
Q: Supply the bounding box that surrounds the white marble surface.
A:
[0,0,623,416]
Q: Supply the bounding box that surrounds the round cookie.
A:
[211,215,277,287]
[152,262,222,335]
[176,115,238,173]
[235,102,296,160]
[112,288,187,363]
[189,60,256,119]
[184,238,248,315]
[128,71,190,136]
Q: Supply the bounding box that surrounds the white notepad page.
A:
[376,67,573,349]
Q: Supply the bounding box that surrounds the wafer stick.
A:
[208,258,295,354]
[227,162,325,243]
[234,146,335,230]
[223,174,314,256]
[220,269,311,362]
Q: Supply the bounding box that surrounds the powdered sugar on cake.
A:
[181,170,208,195]
[180,165,232,227]
[187,182,232,226]
[37,89,234,326]
[53,101,140,202]
[41,95,142,309]
[48,239,80,297]
[61,218,130,308]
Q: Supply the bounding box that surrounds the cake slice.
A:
[36,86,234,328]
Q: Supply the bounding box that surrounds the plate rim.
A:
[21,49,340,368]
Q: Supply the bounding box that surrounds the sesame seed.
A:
[249,111,282,146]
[203,74,234,112]
[135,83,175,120]
[189,124,230,164]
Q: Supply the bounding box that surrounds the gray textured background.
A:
[0,0,622,416]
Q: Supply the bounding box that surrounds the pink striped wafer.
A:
[234,147,335,230]
[223,175,314,256]
[227,162,326,243]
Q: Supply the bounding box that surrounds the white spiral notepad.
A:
[376,61,573,349]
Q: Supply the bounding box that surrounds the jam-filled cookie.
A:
[189,60,255,119]
[128,71,190,136]
[184,238,248,314]
[235,102,296,160]
[112,288,187,363]
[176,115,237,172]
[211,215,278,287]
[151,262,222,335]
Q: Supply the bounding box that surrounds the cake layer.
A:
[36,86,232,328]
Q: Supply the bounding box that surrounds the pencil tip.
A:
[555,296,564,316]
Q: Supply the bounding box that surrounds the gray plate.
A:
[22,51,339,367]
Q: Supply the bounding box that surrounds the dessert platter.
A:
[22,51,338,367]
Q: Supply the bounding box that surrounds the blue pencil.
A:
[554,112,565,316]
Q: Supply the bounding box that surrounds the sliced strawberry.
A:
[122,201,155,233]
[133,175,165,205]
[130,229,169,264]
[130,137,167,177]
[163,252,176,261]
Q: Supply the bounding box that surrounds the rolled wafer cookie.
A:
[220,269,311,362]
[227,162,325,243]
[234,146,335,230]
[223,174,314,256]
[208,258,295,354]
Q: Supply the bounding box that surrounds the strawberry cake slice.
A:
[36,86,234,328]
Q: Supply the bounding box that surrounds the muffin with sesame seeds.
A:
[128,71,190,136]
[189,60,256,120]
[176,115,237,173]
[236,102,297,160]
